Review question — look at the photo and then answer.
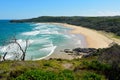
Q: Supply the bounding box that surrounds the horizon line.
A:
[0,15,120,20]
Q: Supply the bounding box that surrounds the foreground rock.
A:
[63,48,97,58]
[73,48,97,54]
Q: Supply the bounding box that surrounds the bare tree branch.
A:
[2,36,29,61]
[3,52,7,61]
[11,38,29,61]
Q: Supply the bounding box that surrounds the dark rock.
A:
[64,49,73,53]
[73,48,97,54]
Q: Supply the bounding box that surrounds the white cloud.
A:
[96,11,120,16]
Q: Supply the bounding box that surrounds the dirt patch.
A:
[62,63,73,69]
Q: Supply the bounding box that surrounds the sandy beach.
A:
[46,23,114,48]
[44,23,114,60]
[59,23,113,48]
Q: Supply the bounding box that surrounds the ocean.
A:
[0,20,86,60]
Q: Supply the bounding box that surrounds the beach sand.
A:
[59,23,113,48]
[44,23,114,60]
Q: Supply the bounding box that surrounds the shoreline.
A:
[45,23,113,48]
[42,23,114,60]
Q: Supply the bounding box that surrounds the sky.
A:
[0,0,120,19]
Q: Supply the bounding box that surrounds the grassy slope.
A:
[0,56,106,80]
[1,44,120,80]
[98,31,120,44]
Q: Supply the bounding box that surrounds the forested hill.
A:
[10,16,120,36]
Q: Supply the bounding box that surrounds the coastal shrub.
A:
[58,69,75,80]
[43,63,51,67]
[81,72,105,80]
[105,66,120,80]
[98,44,120,80]
[56,58,62,61]
[87,61,111,71]
[98,44,120,64]
[13,69,75,80]
[14,70,57,80]
[9,70,25,79]
[117,31,120,36]
[81,60,110,71]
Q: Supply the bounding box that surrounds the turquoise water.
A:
[0,20,86,60]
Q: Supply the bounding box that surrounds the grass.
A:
[0,56,107,80]
[98,31,120,41]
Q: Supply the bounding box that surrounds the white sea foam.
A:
[0,46,7,52]
[40,30,59,34]
[34,46,57,60]
[35,23,44,25]
[33,41,56,60]
[77,40,81,45]
[34,25,47,30]
[71,34,76,37]
[32,38,50,44]
[3,54,13,59]
[21,31,40,36]
[43,43,53,47]
[22,28,60,37]
[0,23,85,60]
[0,43,23,60]
[34,24,60,35]
[39,46,55,52]
[64,35,71,38]
[32,23,42,27]
[0,39,34,60]
[16,39,34,48]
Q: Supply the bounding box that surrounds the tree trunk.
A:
[3,52,7,61]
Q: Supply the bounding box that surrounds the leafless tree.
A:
[1,37,29,61]
[11,37,29,61]
[3,52,7,61]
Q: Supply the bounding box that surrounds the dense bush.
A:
[98,44,120,80]
[14,70,57,80]
[11,16,120,36]
[99,44,120,64]
[12,69,75,80]
[82,72,105,80]
[82,44,120,80]
[86,61,111,71]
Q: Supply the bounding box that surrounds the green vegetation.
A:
[81,72,105,80]
[0,44,120,80]
[8,16,120,80]
[14,69,75,80]
[11,16,120,36]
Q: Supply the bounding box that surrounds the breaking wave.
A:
[0,23,85,60]
[21,31,40,36]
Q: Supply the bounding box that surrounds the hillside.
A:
[11,16,120,36]
[0,44,120,80]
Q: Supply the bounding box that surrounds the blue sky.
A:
[0,0,120,19]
